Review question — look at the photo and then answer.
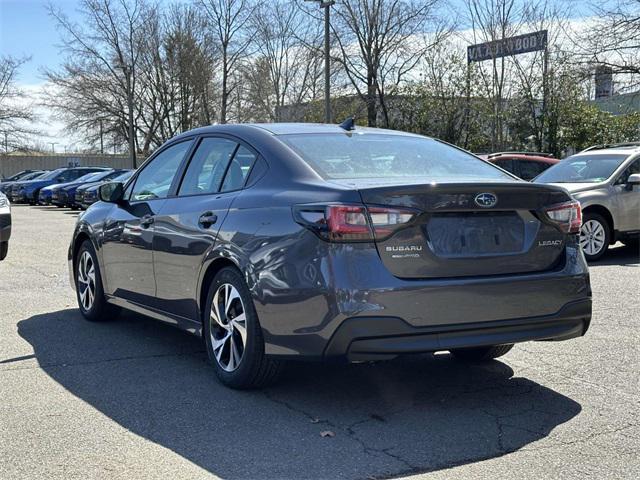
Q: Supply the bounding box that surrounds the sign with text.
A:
[467,30,548,63]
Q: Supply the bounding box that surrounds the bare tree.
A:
[246,1,325,121]
[199,0,256,123]
[0,56,37,152]
[139,4,214,148]
[464,0,525,151]
[575,0,640,91]
[331,0,449,127]
[45,0,151,164]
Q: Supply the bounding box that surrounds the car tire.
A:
[0,241,7,261]
[203,267,283,389]
[450,344,514,362]
[580,212,610,262]
[75,240,119,322]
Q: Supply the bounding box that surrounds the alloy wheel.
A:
[210,283,247,372]
[580,219,606,256]
[77,251,96,311]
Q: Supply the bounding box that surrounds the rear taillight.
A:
[544,201,582,234]
[294,204,417,242]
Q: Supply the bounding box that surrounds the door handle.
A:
[199,211,218,228]
[140,215,154,228]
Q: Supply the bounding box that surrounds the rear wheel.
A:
[203,267,282,389]
[450,344,513,362]
[580,212,610,262]
[75,240,119,321]
[0,242,7,260]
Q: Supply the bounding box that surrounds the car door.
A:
[612,158,640,232]
[100,140,194,306]
[152,136,258,320]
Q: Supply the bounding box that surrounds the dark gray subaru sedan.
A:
[68,123,591,388]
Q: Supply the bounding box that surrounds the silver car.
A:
[535,143,640,261]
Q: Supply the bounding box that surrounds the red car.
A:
[482,152,560,181]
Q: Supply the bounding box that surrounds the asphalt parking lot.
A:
[1,204,639,480]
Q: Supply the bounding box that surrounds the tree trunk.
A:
[221,50,228,124]
[367,74,377,127]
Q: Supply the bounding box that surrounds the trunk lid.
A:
[357,181,572,278]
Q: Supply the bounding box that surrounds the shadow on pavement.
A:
[592,243,639,267]
[18,309,581,479]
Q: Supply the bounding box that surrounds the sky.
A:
[0,0,606,150]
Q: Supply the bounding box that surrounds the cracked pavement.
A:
[1,205,639,480]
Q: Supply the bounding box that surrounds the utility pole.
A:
[306,0,334,123]
[3,132,7,153]
[50,142,57,153]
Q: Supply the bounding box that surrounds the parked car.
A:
[486,152,559,180]
[69,123,591,389]
[535,143,640,261]
[61,169,132,209]
[49,169,128,208]
[1,169,39,183]
[12,167,110,205]
[0,191,10,260]
[0,171,48,199]
[77,170,134,209]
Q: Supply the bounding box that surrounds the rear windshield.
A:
[280,133,511,180]
[535,154,628,183]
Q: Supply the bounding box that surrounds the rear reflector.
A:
[294,204,417,242]
[544,201,582,234]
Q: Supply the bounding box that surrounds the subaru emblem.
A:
[474,192,497,208]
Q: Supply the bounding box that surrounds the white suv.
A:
[535,143,640,261]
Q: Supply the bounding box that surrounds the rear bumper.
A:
[257,234,591,359]
[324,299,591,361]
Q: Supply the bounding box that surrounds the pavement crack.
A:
[0,350,205,372]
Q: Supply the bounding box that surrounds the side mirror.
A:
[56,176,65,182]
[98,182,124,203]
[627,173,640,186]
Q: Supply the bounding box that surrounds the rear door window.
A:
[220,146,257,192]
[178,137,238,196]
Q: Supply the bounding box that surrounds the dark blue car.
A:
[0,171,48,199]
[76,170,134,209]
[51,169,129,208]
[12,167,109,204]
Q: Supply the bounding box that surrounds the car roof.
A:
[574,146,640,157]
[488,154,559,164]
[172,122,426,140]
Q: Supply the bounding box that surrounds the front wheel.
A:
[203,267,282,389]
[580,213,610,262]
[450,344,514,362]
[75,240,119,321]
